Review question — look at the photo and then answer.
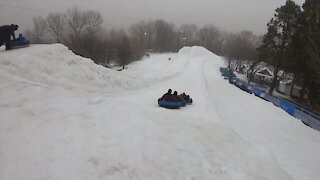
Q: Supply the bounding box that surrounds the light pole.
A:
[144,32,148,51]
[182,37,187,46]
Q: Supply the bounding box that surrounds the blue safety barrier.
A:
[280,99,296,115]
[247,84,253,93]
[260,92,281,107]
[234,79,252,93]
[228,76,237,84]
[293,107,320,131]
[253,86,265,97]
[235,78,243,87]
[219,66,320,132]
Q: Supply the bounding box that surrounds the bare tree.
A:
[66,7,87,41]
[117,30,133,69]
[129,20,149,57]
[103,28,122,66]
[198,25,223,55]
[46,13,67,43]
[154,19,176,52]
[223,30,260,72]
[238,31,258,61]
[31,16,47,43]
[179,24,198,47]
[145,21,155,50]
[223,33,241,69]
[64,8,103,58]
[83,10,103,35]
[66,7,103,38]
[130,21,146,46]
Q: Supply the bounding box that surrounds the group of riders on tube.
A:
[158,89,193,109]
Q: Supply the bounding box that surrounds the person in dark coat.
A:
[163,91,180,102]
[158,89,181,102]
[172,91,180,101]
[0,24,19,50]
[158,89,172,102]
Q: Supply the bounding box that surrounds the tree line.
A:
[25,7,261,69]
[256,0,320,108]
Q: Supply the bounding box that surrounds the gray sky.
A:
[0,0,305,35]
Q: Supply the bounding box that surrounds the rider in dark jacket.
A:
[159,89,180,102]
[158,89,172,102]
[0,24,19,50]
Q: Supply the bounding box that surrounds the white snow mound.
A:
[178,46,221,59]
[0,44,144,93]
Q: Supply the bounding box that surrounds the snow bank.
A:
[0,44,145,93]
[178,46,220,59]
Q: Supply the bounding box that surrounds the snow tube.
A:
[186,98,193,104]
[10,34,30,49]
[158,100,183,109]
[180,100,187,106]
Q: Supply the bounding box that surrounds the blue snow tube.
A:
[11,33,30,49]
[158,100,183,109]
[12,39,30,45]
[180,100,187,106]
[186,98,193,104]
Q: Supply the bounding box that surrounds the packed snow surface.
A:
[0,44,319,180]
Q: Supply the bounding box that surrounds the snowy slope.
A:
[0,44,145,94]
[0,44,319,180]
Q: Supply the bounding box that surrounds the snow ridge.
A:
[0,44,145,93]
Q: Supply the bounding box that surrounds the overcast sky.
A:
[0,0,305,35]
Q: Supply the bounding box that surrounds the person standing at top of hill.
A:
[0,24,19,50]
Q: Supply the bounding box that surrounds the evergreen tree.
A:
[289,25,308,99]
[301,0,320,65]
[299,0,320,106]
[258,0,301,94]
